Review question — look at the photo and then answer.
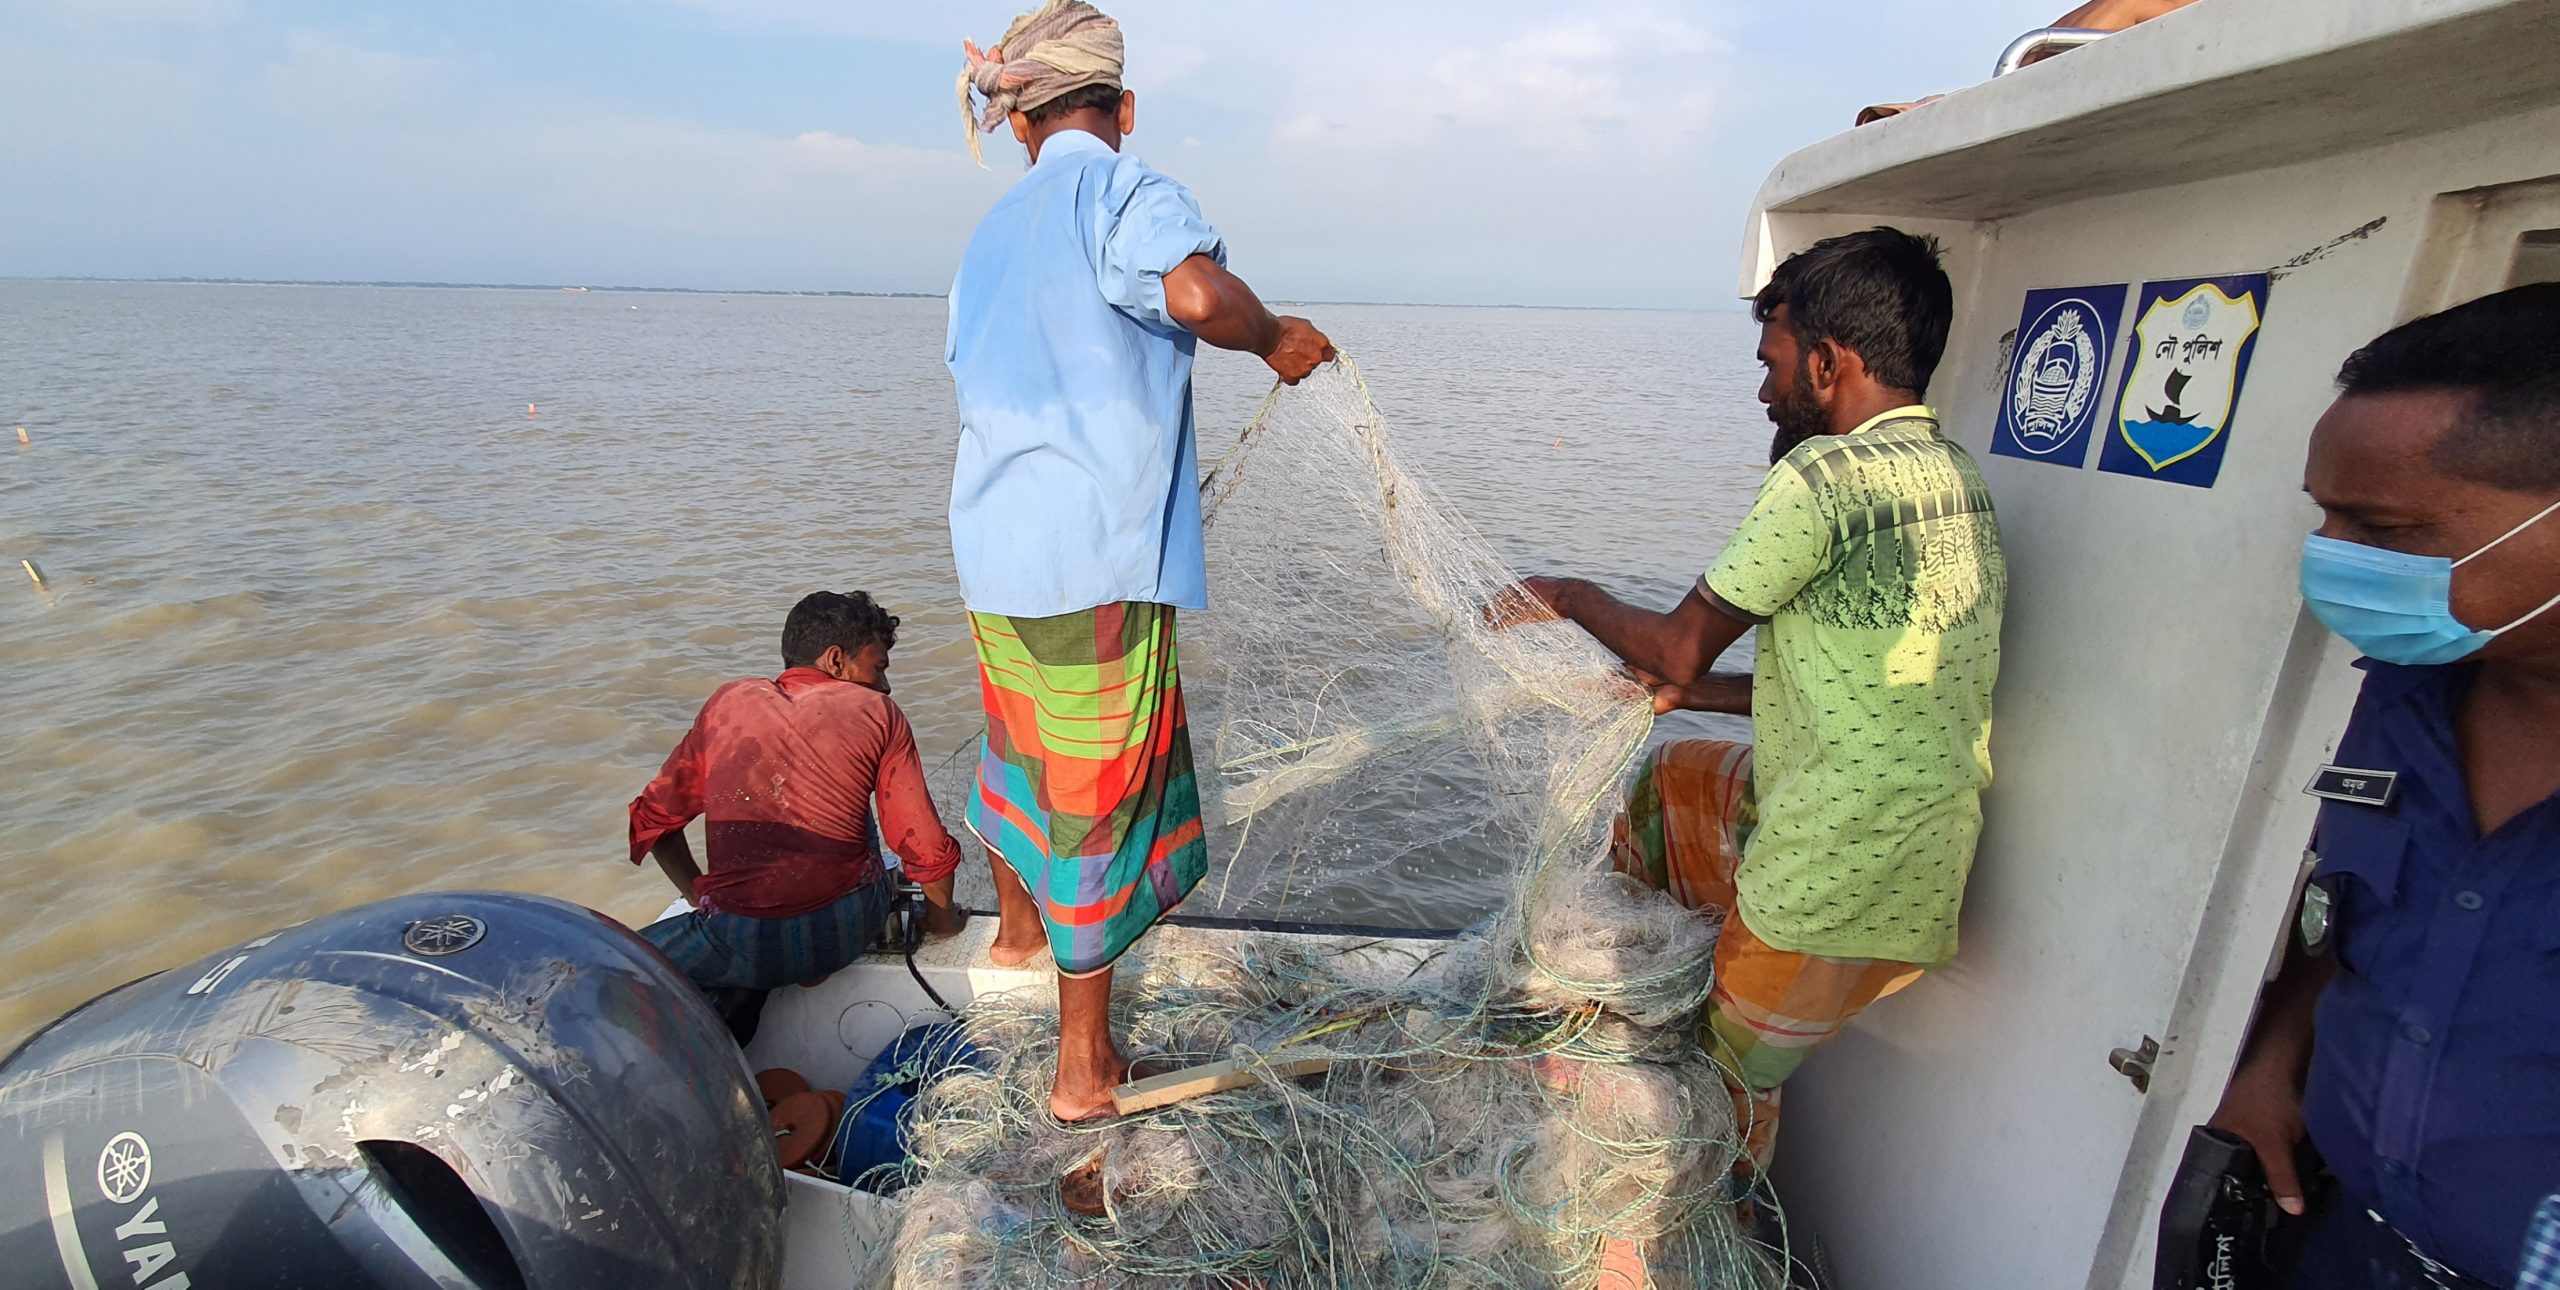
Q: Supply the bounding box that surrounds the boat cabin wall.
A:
[1739,98,2560,1290]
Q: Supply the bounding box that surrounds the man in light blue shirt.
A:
[949,1,1332,1137]
[945,117,1225,617]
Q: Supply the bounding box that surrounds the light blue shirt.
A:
[946,129,1225,618]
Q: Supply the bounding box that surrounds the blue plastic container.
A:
[830,1020,979,1191]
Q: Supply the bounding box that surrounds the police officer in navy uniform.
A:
[2213,282,2560,1289]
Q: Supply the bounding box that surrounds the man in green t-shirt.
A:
[1506,227,2005,1171]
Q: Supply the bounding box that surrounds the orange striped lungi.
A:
[1610,738,1924,1170]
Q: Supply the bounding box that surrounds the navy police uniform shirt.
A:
[2302,659,2560,1283]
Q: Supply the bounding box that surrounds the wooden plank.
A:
[1111,1049,1334,1115]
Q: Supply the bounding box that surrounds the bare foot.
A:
[1052,965,1135,1121]
[1049,1064,1125,1123]
[1050,1055,1176,1123]
[983,846,1044,967]
[988,923,1049,968]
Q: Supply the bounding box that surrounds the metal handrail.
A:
[1993,26,2111,76]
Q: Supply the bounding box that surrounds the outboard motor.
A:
[0,891,783,1289]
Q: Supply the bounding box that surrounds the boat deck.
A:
[734,913,1466,1289]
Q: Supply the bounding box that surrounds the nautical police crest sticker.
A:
[1992,283,2128,468]
[2098,274,2272,488]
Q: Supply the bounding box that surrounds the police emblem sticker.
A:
[2098,273,2272,488]
[2298,880,2333,954]
[1991,283,2127,468]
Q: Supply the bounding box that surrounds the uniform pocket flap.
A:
[2313,808,2408,907]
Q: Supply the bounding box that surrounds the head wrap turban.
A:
[957,1,1126,168]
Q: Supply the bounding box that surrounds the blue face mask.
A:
[2300,495,2560,665]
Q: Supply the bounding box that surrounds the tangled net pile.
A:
[878,361,1787,1289]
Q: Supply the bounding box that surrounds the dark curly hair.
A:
[780,591,899,669]
[1752,226,1953,396]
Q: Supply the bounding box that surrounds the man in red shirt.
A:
[629,591,965,1025]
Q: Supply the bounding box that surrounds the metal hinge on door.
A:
[2109,1035,2160,1093]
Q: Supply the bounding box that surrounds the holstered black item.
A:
[889,880,954,1013]
[2155,1126,2291,1289]
[891,880,926,952]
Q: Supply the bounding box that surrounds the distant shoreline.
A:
[3,276,1728,313]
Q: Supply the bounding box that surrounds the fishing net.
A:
[878,360,1786,1288]
[1181,361,1653,929]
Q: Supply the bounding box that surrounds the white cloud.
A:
[0,18,1006,293]
[1093,2,1738,304]
[259,31,441,122]
[1090,1,1734,156]
[649,0,1728,148]
[647,0,1015,44]
[629,0,1745,301]
[506,118,988,248]
[3,0,2072,305]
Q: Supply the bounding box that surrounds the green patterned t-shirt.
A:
[1702,407,2005,964]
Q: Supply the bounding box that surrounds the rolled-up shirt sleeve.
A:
[627,716,708,866]
[1093,166,1225,330]
[874,700,964,885]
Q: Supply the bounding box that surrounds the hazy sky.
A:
[2,0,2067,308]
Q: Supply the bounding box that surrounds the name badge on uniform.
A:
[2305,765,2398,808]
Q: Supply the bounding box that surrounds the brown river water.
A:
[0,281,1768,1048]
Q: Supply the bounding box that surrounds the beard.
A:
[1766,382,1828,463]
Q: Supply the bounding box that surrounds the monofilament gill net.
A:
[881,360,1787,1288]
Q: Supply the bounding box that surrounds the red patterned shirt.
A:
[628,668,962,917]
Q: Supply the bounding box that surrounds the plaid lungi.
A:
[1611,738,1925,1169]
[967,602,1206,977]
[638,876,891,991]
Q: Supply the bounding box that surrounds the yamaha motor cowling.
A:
[0,891,783,1289]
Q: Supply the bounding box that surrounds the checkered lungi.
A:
[1611,738,1926,1169]
[639,877,891,992]
[967,602,1206,977]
